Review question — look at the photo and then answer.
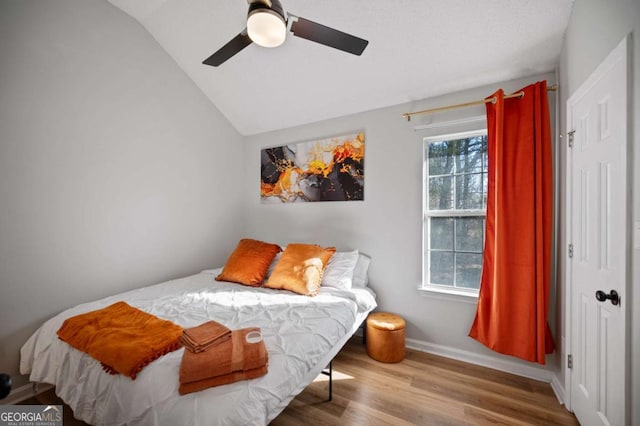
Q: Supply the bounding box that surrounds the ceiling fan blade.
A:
[203,30,253,67]
[290,17,368,56]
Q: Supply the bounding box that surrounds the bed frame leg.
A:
[321,360,333,401]
[328,361,332,401]
[362,323,366,345]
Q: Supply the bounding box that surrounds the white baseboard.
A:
[550,374,566,405]
[405,337,553,383]
[3,382,53,405]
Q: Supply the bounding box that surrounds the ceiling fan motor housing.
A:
[248,0,285,21]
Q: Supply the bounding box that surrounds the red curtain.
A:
[469,81,555,364]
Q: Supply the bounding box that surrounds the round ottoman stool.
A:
[366,312,406,363]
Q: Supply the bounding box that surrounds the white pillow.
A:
[351,253,371,288]
[321,250,359,290]
[264,252,282,280]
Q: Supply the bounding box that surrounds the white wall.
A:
[0,0,244,389]
[243,73,558,376]
[558,0,640,422]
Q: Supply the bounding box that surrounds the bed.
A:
[20,244,376,425]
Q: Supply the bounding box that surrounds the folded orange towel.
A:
[180,320,231,353]
[56,301,183,380]
[179,327,268,385]
[178,365,268,395]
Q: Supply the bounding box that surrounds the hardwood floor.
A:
[274,338,578,425]
[24,337,578,425]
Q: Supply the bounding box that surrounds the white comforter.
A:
[20,269,376,426]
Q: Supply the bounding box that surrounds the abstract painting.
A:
[261,132,365,203]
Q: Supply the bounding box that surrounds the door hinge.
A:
[568,130,575,148]
[568,244,574,258]
[568,354,573,369]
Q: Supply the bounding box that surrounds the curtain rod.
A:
[402,84,558,121]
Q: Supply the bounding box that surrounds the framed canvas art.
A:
[261,132,364,203]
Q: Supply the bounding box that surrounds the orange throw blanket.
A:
[179,327,268,395]
[180,320,231,353]
[57,301,183,380]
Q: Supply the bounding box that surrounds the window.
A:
[423,130,488,296]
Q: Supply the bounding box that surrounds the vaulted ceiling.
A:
[107,0,574,135]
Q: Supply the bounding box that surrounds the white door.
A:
[566,36,628,426]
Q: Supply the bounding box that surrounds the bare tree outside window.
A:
[423,131,487,294]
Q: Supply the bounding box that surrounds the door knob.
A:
[595,289,620,306]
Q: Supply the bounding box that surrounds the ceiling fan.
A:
[202,0,369,67]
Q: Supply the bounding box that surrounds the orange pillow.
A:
[216,239,282,286]
[264,244,336,296]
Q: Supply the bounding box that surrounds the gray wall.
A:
[558,0,640,423]
[243,73,559,373]
[0,0,244,388]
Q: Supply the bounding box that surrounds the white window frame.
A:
[421,129,488,299]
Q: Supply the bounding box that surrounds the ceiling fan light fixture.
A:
[247,8,286,48]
